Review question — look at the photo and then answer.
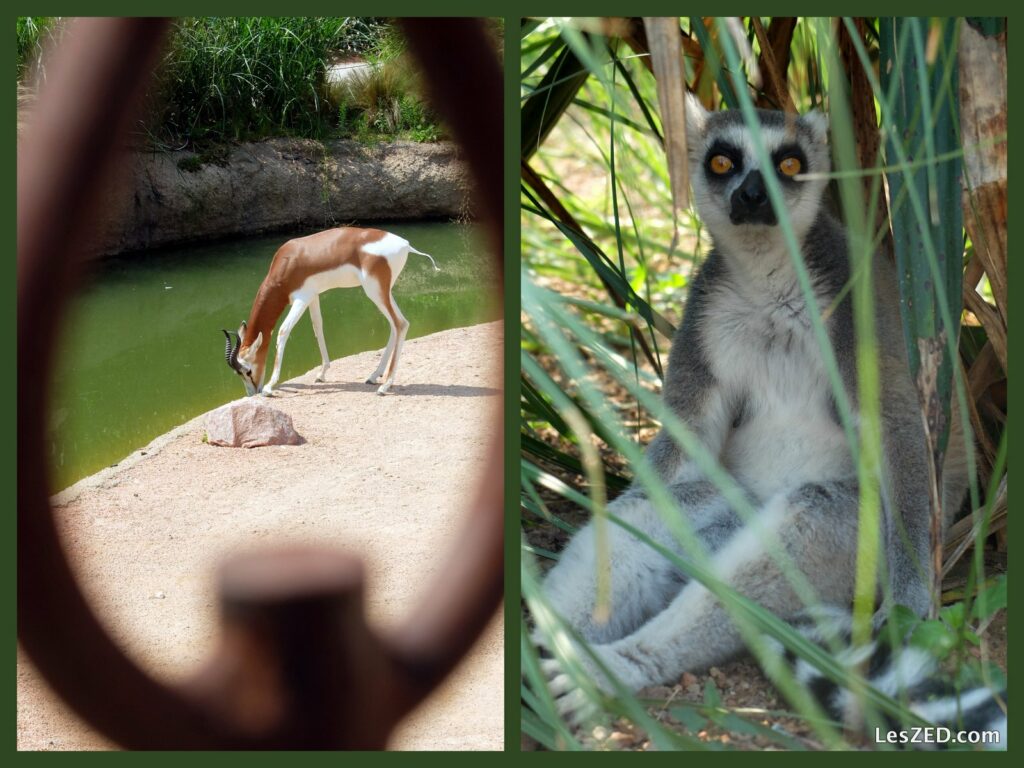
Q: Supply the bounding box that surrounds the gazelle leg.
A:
[263,297,309,396]
[308,295,331,382]
[362,275,398,387]
[365,324,396,385]
[377,292,409,395]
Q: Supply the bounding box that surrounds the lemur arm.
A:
[826,252,936,618]
[643,385,732,485]
[879,354,936,617]
[643,256,734,486]
[874,259,937,617]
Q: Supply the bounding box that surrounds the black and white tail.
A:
[770,607,1007,749]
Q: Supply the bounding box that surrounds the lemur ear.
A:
[800,110,830,144]
[684,91,709,142]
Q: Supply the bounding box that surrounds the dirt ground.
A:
[17,321,504,752]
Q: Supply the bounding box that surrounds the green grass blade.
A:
[521,38,593,160]
[689,18,739,107]
[880,18,962,455]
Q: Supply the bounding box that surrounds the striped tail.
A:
[770,607,1007,749]
[409,245,440,272]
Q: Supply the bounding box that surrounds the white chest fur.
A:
[700,265,853,499]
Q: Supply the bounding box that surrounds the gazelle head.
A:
[222,321,265,396]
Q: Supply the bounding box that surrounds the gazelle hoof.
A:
[376,385,390,396]
[366,376,381,385]
[262,387,274,397]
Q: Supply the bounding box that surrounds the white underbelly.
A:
[295,263,363,296]
[722,407,853,499]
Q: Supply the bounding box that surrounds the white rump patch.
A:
[361,232,409,257]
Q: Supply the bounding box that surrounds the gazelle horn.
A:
[222,329,242,373]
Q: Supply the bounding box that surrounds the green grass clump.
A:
[16,16,62,80]
[337,59,441,142]
[148,17,361,146]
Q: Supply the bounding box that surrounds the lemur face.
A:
[702,137,810,226]
[685,95,831,243]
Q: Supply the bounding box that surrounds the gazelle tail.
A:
[409,245,440,272]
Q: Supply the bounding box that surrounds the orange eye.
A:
[778,156,802,177]
[709,155,734,175]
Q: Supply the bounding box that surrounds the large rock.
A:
[93,139,471,255]
[205,399,304,448]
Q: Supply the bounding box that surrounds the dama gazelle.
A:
[222,227,438,397]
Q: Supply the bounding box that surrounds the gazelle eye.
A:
[778,156,802,177]
[709,155,734,175]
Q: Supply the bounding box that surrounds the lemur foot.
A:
[538,649,610,725]
[532,632,621,725]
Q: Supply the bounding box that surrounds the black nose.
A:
[730,170,776,225]
[738,171,767,205]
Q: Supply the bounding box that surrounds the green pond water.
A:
[49,221,500,491]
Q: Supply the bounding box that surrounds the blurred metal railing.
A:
[17,17,503,749]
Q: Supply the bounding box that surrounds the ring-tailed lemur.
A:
[535,97,1006,745]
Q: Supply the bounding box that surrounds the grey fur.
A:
[536,100,995,738]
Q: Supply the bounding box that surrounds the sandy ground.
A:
[17,321,504,751]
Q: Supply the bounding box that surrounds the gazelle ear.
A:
[249,332,263,356]
[237,321,247,343]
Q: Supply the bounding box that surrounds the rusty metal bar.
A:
[18,17,504,749]
[17,18,225,749]
[388,18,505,710]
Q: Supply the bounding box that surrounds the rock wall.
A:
[95,139,471,255]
